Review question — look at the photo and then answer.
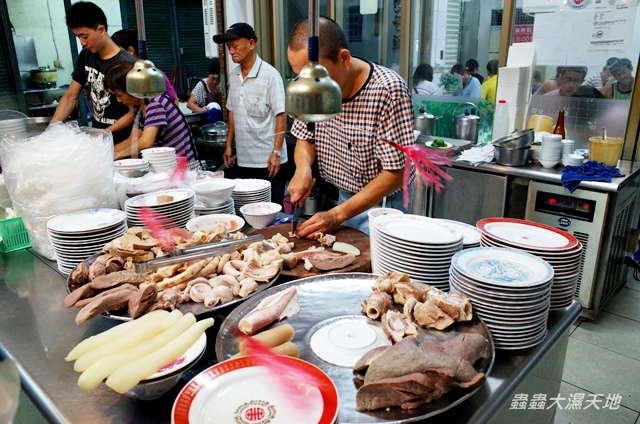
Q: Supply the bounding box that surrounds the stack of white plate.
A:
[141,147,178,172]
[114,158,150,176]
[0,119,27,138]
[450,247,553,350]
[47,208,127,274]
[434,219,481,249]
[195,197,235,216]
[231,179,271,215]
[477,218,582,310]
[124,188,195,229]
[371,214,463,290]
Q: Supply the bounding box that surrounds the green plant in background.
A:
[438,72,462,93]
[413,98,495,144]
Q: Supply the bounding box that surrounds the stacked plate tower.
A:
[231,179,271,216]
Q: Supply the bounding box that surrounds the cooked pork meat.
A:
[307,252,355,271]
[372,271,410,294]
[69,262,90,288]
[105,256,125,273]
[88,256,107,281]
[430,292,473,322]
[354,336,487,411]
[421,333,490,366]
[128,283,157,318]
[75,286,137,324]
[147,287,182,312]
[382,310,418,343]
[239,258,282,282]
[64,284,98,308]
[361,291,393,319]
[392,281,431,305]
[88,271,148,290]
[413,300,455,330]
[204,285,234,307]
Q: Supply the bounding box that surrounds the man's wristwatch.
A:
[272,149,282,157]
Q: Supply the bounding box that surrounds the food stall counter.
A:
[0,248,581,423]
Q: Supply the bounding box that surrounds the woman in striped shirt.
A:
[105,61,198,163]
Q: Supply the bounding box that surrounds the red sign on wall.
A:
[513,24,534,43]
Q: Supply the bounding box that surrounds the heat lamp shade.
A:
[126,59,166,99]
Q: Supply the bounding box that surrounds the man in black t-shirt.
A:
[51,2,135,144]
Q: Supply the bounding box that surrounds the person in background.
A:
[111,28,179,105]
[482,59,498,104]
[602,58,634,100]
[105,61,198,163]
[536,66,564,95]
[585,57,618,91]
[465,59,484,84]
[286,17,414,236]
[187,59,224,113]
[451,63,482,98]
[543,66,588,97]
[412,64,437,95]
[50,1,135,144]
[531,70,543,95]
[213,23,287,207]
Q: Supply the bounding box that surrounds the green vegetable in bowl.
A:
[431,139,446,148]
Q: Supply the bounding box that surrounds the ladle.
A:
[126,0,166,99]
[285,0,342,123]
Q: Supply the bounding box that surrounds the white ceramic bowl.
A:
[539,159,558,169]
[562,153,585,167]
[124,333,206,400]
[189,178,236,207]
[240,202,282,229]
[186,214,245,233]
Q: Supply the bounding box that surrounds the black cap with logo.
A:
[213,23,257,44]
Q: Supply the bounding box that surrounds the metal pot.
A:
[492,129,534,149]
[454,112,480,144]
[414,108,438,136]
[494,146,531,166]
[30,67,58,84]
[199,121,227,144]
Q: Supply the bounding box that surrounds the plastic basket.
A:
[0,216,31,253]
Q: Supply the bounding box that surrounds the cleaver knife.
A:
[291,178,316,235]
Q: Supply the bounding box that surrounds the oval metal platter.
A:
[66,252,281,321]
[215,272,495,424]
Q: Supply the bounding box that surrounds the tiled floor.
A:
[555,275,640,424]
[12,277,640,424]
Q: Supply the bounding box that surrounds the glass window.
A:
[519,1,640,150]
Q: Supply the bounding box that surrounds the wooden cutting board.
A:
[250,223,371,279]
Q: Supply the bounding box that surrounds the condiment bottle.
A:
[492,99,509,141]
[553,109,566,139]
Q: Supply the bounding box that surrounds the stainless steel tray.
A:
[66,253,281,321]
[215,273,495,424]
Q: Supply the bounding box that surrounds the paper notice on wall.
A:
[582,9,635,51]
[532,13,570,64]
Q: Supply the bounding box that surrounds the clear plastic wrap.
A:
[0,122,118,259]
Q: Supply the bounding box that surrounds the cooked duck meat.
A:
[382,310,418,343]
[88,271,148,290]
[361,291,393,319]
[307,252,355,271]
[413,300,455,330]
[69,262,90,288]
[372,271,410,294]
[75,286,137,324]
[128,283,157,319]
[354,336,487,411]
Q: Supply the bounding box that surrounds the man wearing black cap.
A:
[214,23,287,207]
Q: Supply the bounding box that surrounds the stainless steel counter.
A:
[0,249,582,424]
[452,159,640,192]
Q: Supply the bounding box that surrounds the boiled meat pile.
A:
[353,333,490,411]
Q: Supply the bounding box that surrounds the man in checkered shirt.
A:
[287,17,413,235]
